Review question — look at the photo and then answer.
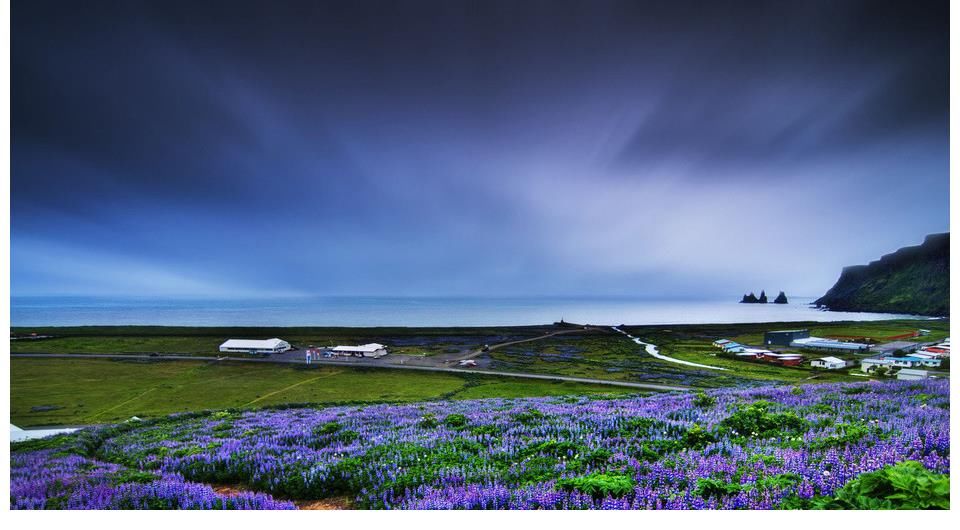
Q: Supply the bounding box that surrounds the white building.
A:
[738,348,773,357]
[860,357,895,372]
[219,338,291,354]
[331,343,388,358]
[897,368,930,381]
[811,356,846,370]
[790,336,871,353]
[721,342,745,353]
[712,339,732,348]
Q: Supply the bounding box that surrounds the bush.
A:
[417,414,440,429]
[784,461,949,510]
[313,421,342,436]
[682,424,717,449]
[718,401,807,439]
[511,408,546,425]
[692,391,717,408]
[556,472,636,499]
[443,413,469,429]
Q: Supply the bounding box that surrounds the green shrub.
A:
[511,408,546,425]
[692,391,717,408]
[695,478,742,499]
[806,422,881,451]
[556,472,636,499]
[718,401,807,439]
[682,424,717,449]
[443,413,469,429]
[469,424,502,437]
[783,461,949,510]
[110,469,159,485]
[417,414,440,429]
[313,421,342,436]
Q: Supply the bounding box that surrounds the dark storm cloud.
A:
[10,0,950,297]
[614,0,948,172]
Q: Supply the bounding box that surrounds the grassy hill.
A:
[815,233,949,317]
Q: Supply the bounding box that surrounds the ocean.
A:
[9,296,933,327]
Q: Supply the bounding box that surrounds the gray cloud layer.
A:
[11,0,949,298]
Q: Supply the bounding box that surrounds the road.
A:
[10,352,692,392]
[612,326,728,371]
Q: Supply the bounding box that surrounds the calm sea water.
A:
[9,296,932,327]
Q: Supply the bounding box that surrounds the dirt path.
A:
[612,327,728,371]
[242,371,340,406]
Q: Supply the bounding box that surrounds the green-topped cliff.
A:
[815,233,949,317]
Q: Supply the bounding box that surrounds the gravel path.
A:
[611,327,728,371]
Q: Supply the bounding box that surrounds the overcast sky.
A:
[11,0,949,298]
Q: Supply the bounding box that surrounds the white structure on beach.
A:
[331,343,388,358]
[219,338,291,354]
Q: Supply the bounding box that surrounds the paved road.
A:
[11,353,692,392]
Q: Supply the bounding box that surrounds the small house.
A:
[810,356,846,370]
[861,357,895,372]
[330,343,389,358]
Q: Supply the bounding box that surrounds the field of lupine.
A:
[11,379,949,510]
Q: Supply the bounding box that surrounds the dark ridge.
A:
[814,233,949,317]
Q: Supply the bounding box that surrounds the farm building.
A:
[219,338,291,354]
[790,337,870,353]
[810,357,846,370]
[874,341,922,355]
[919,346,950,357]
[889,356,921,368]
[764,329,810,346]
[896,369,931,381]
[888,355,941,368]
[331,343,388,358]
[721,342,746,353]
[712,339,732,348]
[860,358,896,372]
[760,352,804,366]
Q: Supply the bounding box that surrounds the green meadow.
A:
[10,358,638,427]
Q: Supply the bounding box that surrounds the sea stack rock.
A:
[774,291,788,304]
[758,290,768,303]
[740,292,759,303]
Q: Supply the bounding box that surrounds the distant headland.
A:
[740,290,788,304]
[815,232,949,317]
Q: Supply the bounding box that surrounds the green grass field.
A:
[9,325,550,356]
[487,332,756,387]
[10,358,639,427]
